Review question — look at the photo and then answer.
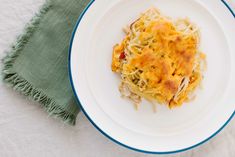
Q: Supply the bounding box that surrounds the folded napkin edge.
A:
[3,72,76,125]
[1,1,76,125]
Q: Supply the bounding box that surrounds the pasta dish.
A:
[111,8,206,110]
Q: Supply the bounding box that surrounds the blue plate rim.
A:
[68,0,235,154]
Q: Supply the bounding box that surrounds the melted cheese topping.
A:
[111,8,205,109]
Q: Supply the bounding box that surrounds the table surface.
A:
[0,0,234,156]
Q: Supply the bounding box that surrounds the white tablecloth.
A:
[0,0,234,156]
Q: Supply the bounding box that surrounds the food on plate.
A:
[111,8,206,110]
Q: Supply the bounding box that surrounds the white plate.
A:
[69,0,235,154]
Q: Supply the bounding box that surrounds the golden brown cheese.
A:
[111,8,205,108]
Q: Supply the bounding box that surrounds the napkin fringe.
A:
[2,1,76,125]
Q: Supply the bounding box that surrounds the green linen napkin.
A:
[2,0,90,125]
